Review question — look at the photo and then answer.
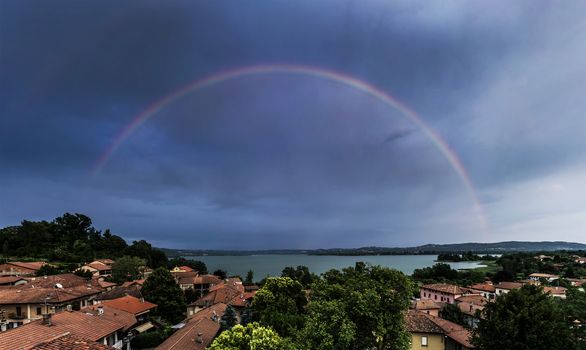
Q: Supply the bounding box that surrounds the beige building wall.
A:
[410,332,443,350]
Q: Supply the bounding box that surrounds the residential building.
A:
[420,284,464,304]
[406,310,445,350]
[543,286,567,299]
[410,299,441,317]
[79,260,114,277]
[466,283,495,300]
[156,303,227,350]
[0,274,104,330]
[494,282,524,296]
[575,257,586,264]
[0,276,27,287]
[429,314,474,350]
[187,278,255,317]
[98,295,157,328]
[455,295,487,329]
[170,266,195,273]
[0,262,48,277]
[0,309,127,350]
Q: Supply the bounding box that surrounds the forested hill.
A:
[161,241,586,257]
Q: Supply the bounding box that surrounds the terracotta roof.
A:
[0,283,102,305]
[456,295,488,305]
[179,266,195,272]
[410,299,441,310]
[95,259,115,265]
[426,314,474,348]
[97,280,117,289]
[495,282,524,290]
[23,274,100,289]
[193,281,254,308]
[543,286,567,295]
[95,285,143,301]
[421,284,464,295]
[121,279,144,288]
[102,295,157,315]
[468,283,495,293]
[82,304,138,331]
[156,303,227,350]
[4,262,48,271]
[193,275,222,285]
[85,263,112,272]
[28,333,115,350]
[405,310,444,334]
[0,310,124,350]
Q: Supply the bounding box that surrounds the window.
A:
[421,336,428,346]
[434,295,437,300]
[15,306,21,316]
[36,307,42,315]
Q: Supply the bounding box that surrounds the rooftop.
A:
[28,333,115,350]
[156,303,227,350]
[421,284,464,295]
[101,295,157,315]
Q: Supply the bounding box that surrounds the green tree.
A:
[472,285,574,350]
[125,240,168,268]
[167,257,208,274]
[251,277,307,337]
[440,303,466,327]
[296,300,355,350]
[111,256,145,284]
[281,265,314,287]
[209,322,293,350]
[213,269,227,280]
[221,305,239,330]
[35,264,59,276]
[312,263,414,350]
[141,267,186,324]
[562,287,586,348]
[244,270,254,285]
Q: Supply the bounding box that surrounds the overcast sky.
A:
[1,1,585,249]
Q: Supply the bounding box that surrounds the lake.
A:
[185,254,485,278]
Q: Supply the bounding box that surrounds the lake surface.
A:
[186,254,485,278]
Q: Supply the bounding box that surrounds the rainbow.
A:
[93,64,488,231]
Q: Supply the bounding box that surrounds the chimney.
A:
[97,306,104,316]
[196,332,203,343]
[66,304,73,312]
[42,313,52,326]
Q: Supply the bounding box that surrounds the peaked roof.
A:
[421,284,464,294]
[156,303,227,350]
[82,304,138,332]
[0,310,124,350]
[2,261,48,271]
[101,295,157,315]
[405,310,444,334]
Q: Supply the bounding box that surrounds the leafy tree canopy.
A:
[141,267,186,324]
[472,285,574,350]
[209,322,294,350]
[110,256,146,284]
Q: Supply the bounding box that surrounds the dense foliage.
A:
[141,267,186,324]
[0,213,127,261]
[472,285,575,350]
[281,265,316,288]
[110,256,146,284]
[412,263,486,285]
[311,263,414,350]
[209,322,293,350]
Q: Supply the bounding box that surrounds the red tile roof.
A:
[0,310,124,350]
[193,281,254,308]
[421,284,464,295]
[156,303,227,350]
[405,310,444,334]
[102,295,157,315]
[82,304,138,332]
[425,314,474,348]
[411,299,441,311]
[0,276,27,285]
[86,263,112,272]
[468,283,496,293]
[28,333,115,350]
[495,282,524,290]
[5,262,48,271]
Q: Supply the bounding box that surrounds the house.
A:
[567,278,586,287]
[156,303,227,350]
[410,299,441,317]
[0,274,104,330]
[187,278,256,317]
[575,257,586,264]
[494,282,524,296]
[543,286,567,299]
[429,314,474,350]
[95,284,143,302]
[406,310,445,350]
[174,272,222,293]
[99,295,157,328]
[420,284,464,304]
[79,260,114,277]
[0,262,48,277]
[0,309,127,350]
[466,283,495,300]
[528,273,559,283]
[455,295,487,329]
[535,255,553,262]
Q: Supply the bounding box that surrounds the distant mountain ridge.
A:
[160,241,586,257]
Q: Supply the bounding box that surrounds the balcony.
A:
[7,313,26,320]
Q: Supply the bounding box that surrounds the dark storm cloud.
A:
[1,1,586,247]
